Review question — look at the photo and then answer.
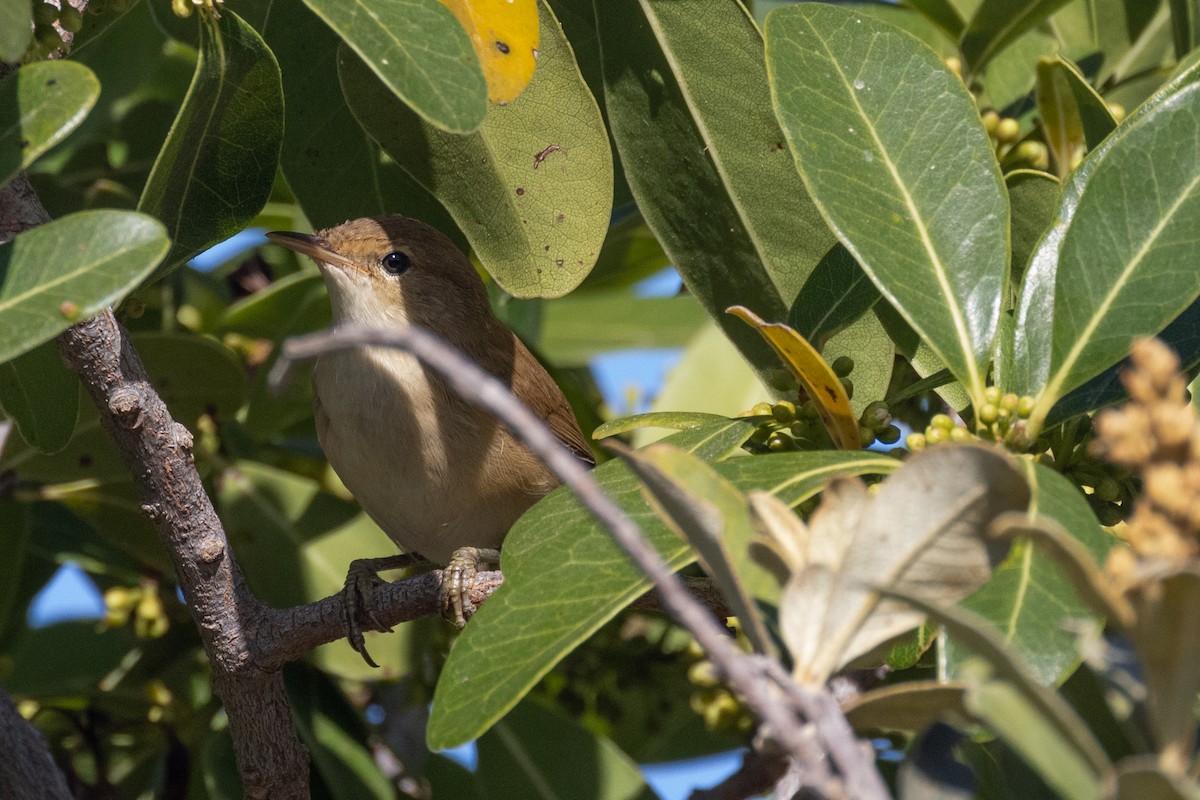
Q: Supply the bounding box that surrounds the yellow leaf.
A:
[441,0,539,105]
[728,305,860,450]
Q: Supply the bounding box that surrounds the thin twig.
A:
[270,324,890,799]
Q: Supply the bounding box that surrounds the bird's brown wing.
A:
[511,338,596,468]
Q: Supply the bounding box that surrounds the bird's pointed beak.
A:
[266,230,362,275]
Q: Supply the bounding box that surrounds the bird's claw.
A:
[442,547,499,628]
[340,554,424,667]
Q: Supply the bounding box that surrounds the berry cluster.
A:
[739,357,900,453]
[906,388,1037,452]
[102,582,170,639]
[1038,414,1133,526]
[685,629,753,733]
[24,1,83,59]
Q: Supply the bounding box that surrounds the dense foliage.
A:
[3,0,1200,797]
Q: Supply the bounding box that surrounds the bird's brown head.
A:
[266,215,493,335]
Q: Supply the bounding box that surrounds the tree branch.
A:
[270,324,890,800]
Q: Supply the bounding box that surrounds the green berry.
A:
[771,401,796,423]
[1000,393,1020,413]
[33,2,59,25]
[1014,140,1048,168]
[1094,478,1120,503]
[949,426,970,443]
[59,5,83,31]
[1017,395,1036,419]
[981,110,1000,136]
[984,386,1002,406]
[751,402,773,417]
[877,424,901,445]
[926,426,949,445]
[996,118,1020,143]
[859,425,876,448]
[906,432,927,452]
[831,356,854,377]
[930,414,955,431]
[767,432,796,452]
[978,404,999,425]
[34,22,62,47]
[840,377,854,400]
[1092,501,1123,527]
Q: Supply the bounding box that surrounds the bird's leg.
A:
[442,547,500,628]
[342,553,427,667]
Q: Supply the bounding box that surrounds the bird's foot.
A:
[442,547,500,628]
[341,553,426,667]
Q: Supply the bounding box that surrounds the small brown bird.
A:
[267,215,594,666]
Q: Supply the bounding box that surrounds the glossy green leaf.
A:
[0,341,80,455]
[138,10,283,278]
[0,210,169,365]
[476,700,657,800]
[339,0,612,299]
[264,0,464,239]
[597,0,836,385]
[0,0,31,63]
[960,0,1075,76]
[593,412,734,440]
[1047,296,1200,424]
[766,4,1008,408]
[539,292,707,366]
[1012,57,1200,428]
[1036,56,1118,179]
[875,302,971,412]
[951,462,1113,685]
[788,244,881,350]
[0,61,99,186]
[303,0,485,134]
[427,432,894,749]
[619,444,774,654]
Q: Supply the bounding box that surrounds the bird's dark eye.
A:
[381,251,411,276]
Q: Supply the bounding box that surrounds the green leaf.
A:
[593,412,735,440]
[875,302,971,411]
[766,4,1008,408]
[264,0,464,239]
[788,244,881,350]
[1168,0,1200,61]
[619,444,774,654]
[902,0,967,38]
[339,0,612,299]
[477,700,657,800]
[0,210,169,364]
[303,0,485,134]
[426,439,895,749]
[1006,170,1061,294]
[951,462,1113,685]
[823,312,896,417]
[0,0,31,63]
[1036,56,1118,179]
[0,340,79,455]
[597,0,836,385]
[576,213,670,291]
[3,622,136,696]
[138,10,283,279]
[1115,758,1200,800]
[960,0,1075,77]
[0,61,100,186]
[539,292,707,366]
[965,668,1106,800]
[1012,58,1200,427]
[128,333,246,425]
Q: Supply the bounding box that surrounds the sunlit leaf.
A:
[0,61,99,186]
[0,210,168,365]
[766,4,1008,408]
[1036,56,1118,179]
[303,0,486,132]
